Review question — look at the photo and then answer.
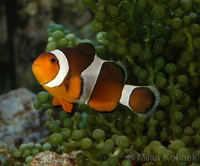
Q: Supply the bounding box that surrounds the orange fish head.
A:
[32,53,59,85]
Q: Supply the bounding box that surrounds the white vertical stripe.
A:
[77,55,106,104]
[44,49,69,87]
[119,85,136,110]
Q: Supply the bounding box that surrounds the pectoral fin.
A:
[68,76,83,99]
[60,99,73,113]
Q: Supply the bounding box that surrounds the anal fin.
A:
[88,100,118,112]
[53,97,61,106]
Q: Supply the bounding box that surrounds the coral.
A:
[1,0,200,165]
[0,88,49,143]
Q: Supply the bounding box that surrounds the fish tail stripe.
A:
[44,49,69,87]
[145,86,160,116]
[119,85,137,110]
[134,86,160,117]
[78,55,106,104]
[119,85,160,117]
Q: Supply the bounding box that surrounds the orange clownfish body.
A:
[32,43,160,117]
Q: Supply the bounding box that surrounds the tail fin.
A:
[119,85,160,117]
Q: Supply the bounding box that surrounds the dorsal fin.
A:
[59,43,95,75]
[75,43,95,57]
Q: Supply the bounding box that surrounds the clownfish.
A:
[32,43,160,116]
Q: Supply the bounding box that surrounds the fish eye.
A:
[50,58,57,63]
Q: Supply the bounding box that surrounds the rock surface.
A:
[30,151,80,166]
[0,88,49,143]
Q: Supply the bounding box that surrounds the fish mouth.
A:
[32,61,41,67]
[32,62,48,85]
[32,62,42,81]
[32,61,42,72]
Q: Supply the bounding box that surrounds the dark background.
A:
[0,0,95,94]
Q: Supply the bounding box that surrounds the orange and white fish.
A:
[32,43,159,116]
